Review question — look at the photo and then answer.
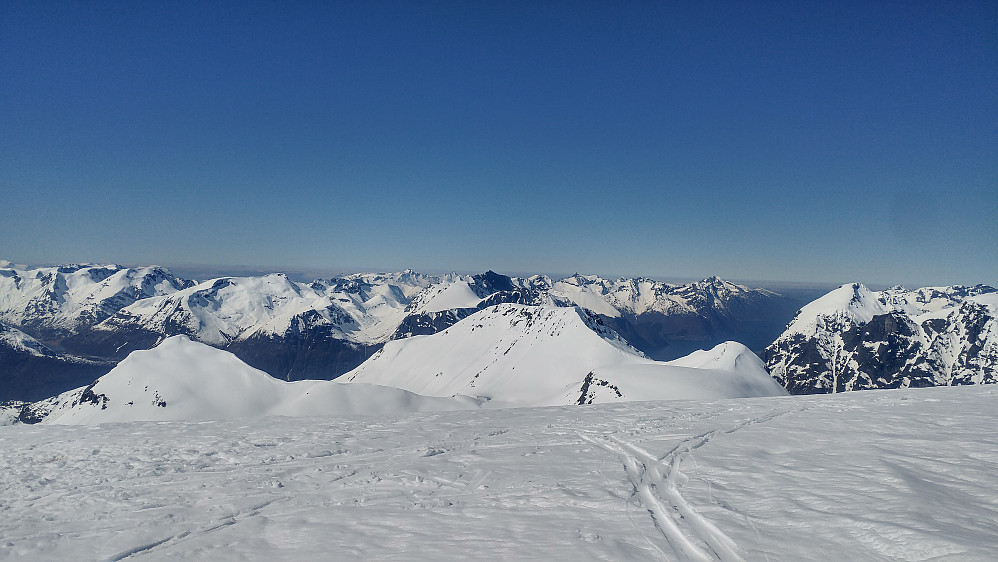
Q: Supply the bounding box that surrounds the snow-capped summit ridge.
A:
[784,282,887,337]
[344,303,786,406]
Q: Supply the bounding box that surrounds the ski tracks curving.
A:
[580,408,800,561]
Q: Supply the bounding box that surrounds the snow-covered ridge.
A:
[0,260,795,399]
[43,336,478,424]
[343,303,786,407]
[784,282,997,338]
[782,282,888,338]
[13,303,784,424]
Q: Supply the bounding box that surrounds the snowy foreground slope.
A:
[2,385,996,560]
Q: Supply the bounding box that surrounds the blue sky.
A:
[2,1,995,286]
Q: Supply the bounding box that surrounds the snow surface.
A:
[44,336,477,425]
[344,304,786,406]
[2,385,996,560]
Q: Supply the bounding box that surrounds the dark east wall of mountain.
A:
[0,347,113,402]
[54,323,377,383]
[597,296,804,361]
[227,330,375,382]
[58,327,171,361]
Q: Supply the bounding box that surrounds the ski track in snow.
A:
[580,408,800,560]
[3,386,998,560]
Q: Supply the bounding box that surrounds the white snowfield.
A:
[343,304,786,407]
[1,385,996,560]
[42,336,478,425]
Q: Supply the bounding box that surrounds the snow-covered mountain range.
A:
[4,260,997,408]
[0,261,797,401]
[0,263,195,338]
[765,283,998,393]
[15,309,784,424]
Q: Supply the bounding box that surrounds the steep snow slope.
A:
[44,337,477,424]
[2,385,996,560]
[343,304,786,406]
[782,282,889,338]
[766,283,998,393]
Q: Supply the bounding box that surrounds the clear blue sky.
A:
[2,1,995,286]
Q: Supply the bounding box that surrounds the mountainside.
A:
[765,283,998,393]
[343,303,786,407]
[63,271,445,381]
[0,322,112,402]
[40,336,478,424]
[0,263,195,339]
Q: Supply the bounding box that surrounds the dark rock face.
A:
[766,295,998,395]
[468,271,518,298]
[391,309,472,340]
[576,371,623,405]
